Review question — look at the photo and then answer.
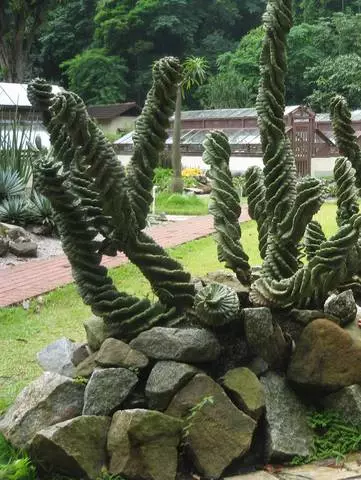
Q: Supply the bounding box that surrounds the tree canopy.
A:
[3,0,361,111]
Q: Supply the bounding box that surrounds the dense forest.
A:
[1,0,361,111]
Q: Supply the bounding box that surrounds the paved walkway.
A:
[0,210,250,307]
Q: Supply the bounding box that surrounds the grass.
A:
[155,192,209,215]
[292,409,361,465]
[0,202,340,412]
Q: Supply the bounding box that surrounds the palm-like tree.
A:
[171,56,209,193]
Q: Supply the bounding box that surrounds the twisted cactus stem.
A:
[28,74,195,311]
[33,158,180,340]
[250,213,361,308]
[203,131,251,284]
[255,0,324,281]
[330,95,361,189]
[127,57,182,230]
[244,166,268,259]
[304,220,326,262]
[334,157,359,227]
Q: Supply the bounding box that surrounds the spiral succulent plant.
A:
[28,57,195,340]
[203,0,361,310]
[194,283,240,327]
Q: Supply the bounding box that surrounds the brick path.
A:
[0,210,250,307]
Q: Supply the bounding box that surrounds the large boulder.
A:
[324,290,357,326]
[166,373,256,478]
[130,327,221,363]
[221,367,265,420]
[83,368,138,416]
[96,338,148,370]
[107,409,182,480]
[243,307,291,370]
[322,385,361,425]
[287,319,361,391]
[145,361,198,411]
[9,240,37,257]
[30,416,110,480]
[37,337,78,377]
[0,372,85,448]
[261,372,313,461]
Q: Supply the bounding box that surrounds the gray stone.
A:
[247,357,269,377]
[75,352,97,378]
[0,372,85,448]
[221,367,265,420]
[84,316,109,352]
[71,342,90,367]
[9,240,37,257]
[96,337,148,370]
[30,416,110,480]
[83,368,138,416]
[107,409,182,480]
[322,384,361,425]
[166,373,256,478]
[287,319,361,391]
[324,289,357,326]
[146,361,198,411]
[261,372,313,461]
[37,337,78,377]
[243,307,291,370]
[1,223,30,242]
[0,236,9,256]
[130,327,221,363]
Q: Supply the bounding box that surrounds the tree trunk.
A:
[171,85,184,193]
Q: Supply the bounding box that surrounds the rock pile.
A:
[2,284,361,480]
[0,223,37,258]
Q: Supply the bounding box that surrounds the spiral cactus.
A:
[334,157,359,227]
[33,158,182,340]
[194,283,240,327]
[304,221,326,262]
[330,95,361,189]
[28,58,195,338]
[127,57,182,230]
[244,166,268,259]
[203,131,251,284]
[250,213,361,308]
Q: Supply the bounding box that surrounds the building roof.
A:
[114,128,263,146]
[316,110,361,122]
[0,82,61,109]
[172,106,301,121]
[87,102,141,120]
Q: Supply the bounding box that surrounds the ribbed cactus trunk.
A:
[28,57,195,340]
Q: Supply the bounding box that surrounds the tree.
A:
[198,70,255,108]
[37,0,97,82]
[0,0,58,82]
[61,49,129,105]
[171,56,208,193]
[305,53,361,110]
[197,26,263,108]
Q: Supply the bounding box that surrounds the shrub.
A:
[153,167,173,191]
[0,169,25,201]
[28,191,55,231]
[0,197,31,225]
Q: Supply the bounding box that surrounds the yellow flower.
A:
[181,168,202,177]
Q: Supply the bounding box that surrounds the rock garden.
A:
[4,0,361,479]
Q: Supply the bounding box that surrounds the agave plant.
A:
[0,197,31,225]
[28,190,55,231]
[0,170,25,202]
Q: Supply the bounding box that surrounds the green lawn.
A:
[155,192,209,215]
[0,202,339,411]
